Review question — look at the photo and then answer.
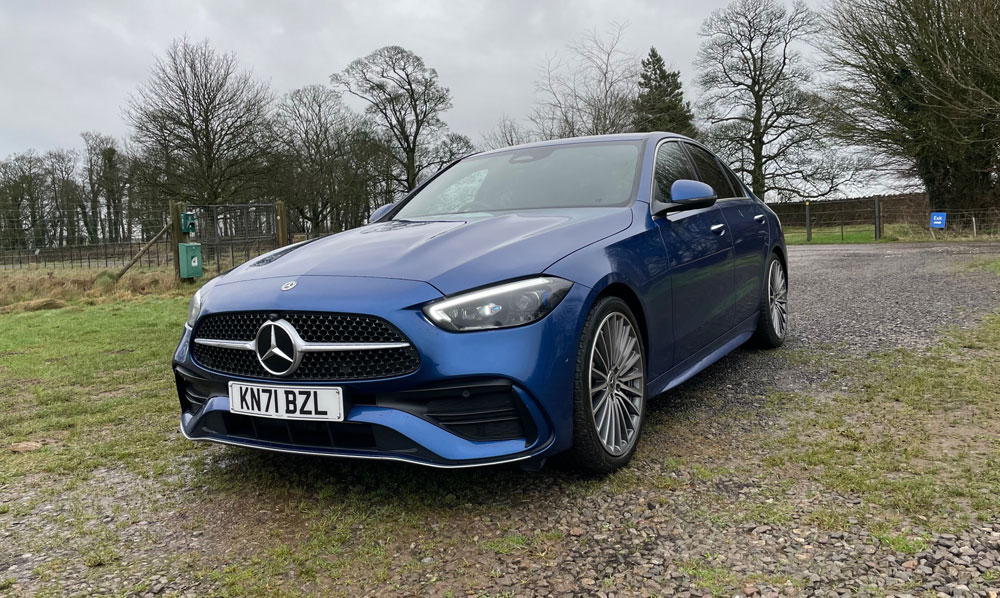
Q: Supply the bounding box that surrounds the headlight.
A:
[186,278,219,328]
[186,286,204,328]
[423,277,573,332]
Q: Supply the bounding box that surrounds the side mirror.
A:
[671,179,717,207]
[653,179,718,216]
[367,202,397,224]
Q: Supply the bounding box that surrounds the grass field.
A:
[784,223,1000,245]
[1,259,999,595]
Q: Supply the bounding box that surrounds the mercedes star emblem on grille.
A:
[255,319,301,376]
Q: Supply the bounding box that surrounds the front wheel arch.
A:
[592,282,649,369]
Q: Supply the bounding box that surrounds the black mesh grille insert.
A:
[195,312,407,343]
[191,312,420,381]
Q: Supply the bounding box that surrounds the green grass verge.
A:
[764,312,1000,525]
[0,297,200,483]
[784,222,1000,245]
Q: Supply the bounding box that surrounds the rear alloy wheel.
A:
[752,252,788,348]
[570,297,646,472]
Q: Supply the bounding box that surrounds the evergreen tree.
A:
[633,47,697,137]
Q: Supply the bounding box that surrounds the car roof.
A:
[474,132,695,158]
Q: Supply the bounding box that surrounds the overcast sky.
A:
[0,0,821,158]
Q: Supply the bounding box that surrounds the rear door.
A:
[650,141,735,364]
[686,144,770,324]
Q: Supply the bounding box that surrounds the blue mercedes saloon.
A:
[172,133,788,472]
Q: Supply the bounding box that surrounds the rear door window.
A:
[725,168,747,198]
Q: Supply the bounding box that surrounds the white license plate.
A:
[228,382,344,422]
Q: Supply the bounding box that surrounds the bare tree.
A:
[824,0,1000,209]
[332,46,466,192]
[481,114,535,150]
[529,23,639,139]
[271,85,353,231]
[80,132,116,241]
[1,152,48,249]
[44,149,81,246]
[696,0,862,200]
[126,37,273,205]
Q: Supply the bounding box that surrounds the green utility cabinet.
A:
[180,212,197,234]
[178,242,203,279]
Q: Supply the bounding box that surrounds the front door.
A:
[682,143,770,325]
[650,141,735,364]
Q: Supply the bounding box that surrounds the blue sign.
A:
[930,212,947,229]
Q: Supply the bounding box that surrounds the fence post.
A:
[213,205,222,273]
[169,200,182,281]
[275,201,288,248]
[874,198,882,241]
[805,201,812,242]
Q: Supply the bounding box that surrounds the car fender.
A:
[544,207,674,382]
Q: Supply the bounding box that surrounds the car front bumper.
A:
[172,275,590,468]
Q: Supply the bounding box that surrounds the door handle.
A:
[710,223,726,235]
[754,214,766,223]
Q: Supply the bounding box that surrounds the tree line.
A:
[2,0,998,252]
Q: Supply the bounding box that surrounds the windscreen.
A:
[393,141,642,219]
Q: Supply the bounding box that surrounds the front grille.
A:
[196,312,406,343]
[191,311,420,381]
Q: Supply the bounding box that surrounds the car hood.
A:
[223,207,633,294]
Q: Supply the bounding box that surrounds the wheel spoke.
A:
[619,383,642,397]
[619,370,643,382]
[596,397,611,442]
[617,334,637,368]
[619,350,641,373]
[620,392,641,417]
[594,329,610,369]
[609,399,620,449]
[610,317,624,364]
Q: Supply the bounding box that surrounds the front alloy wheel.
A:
[571,297,646,472]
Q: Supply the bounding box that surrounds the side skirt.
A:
[646,312,758,398]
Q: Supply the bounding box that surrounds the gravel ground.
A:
[3,242,1000,598]
[787,242,1000,352]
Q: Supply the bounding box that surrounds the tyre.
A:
[751,252,788,348]
[569,296,646,473]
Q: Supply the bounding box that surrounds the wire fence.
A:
[769,196,1000,243]
[0,203,280,271]
[4,194,999,271]
[0,206,173,270]
[188,204,279,273]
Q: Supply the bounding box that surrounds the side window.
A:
[653,142,697,202]
[725,168,747,198]
[684,144,735,199]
